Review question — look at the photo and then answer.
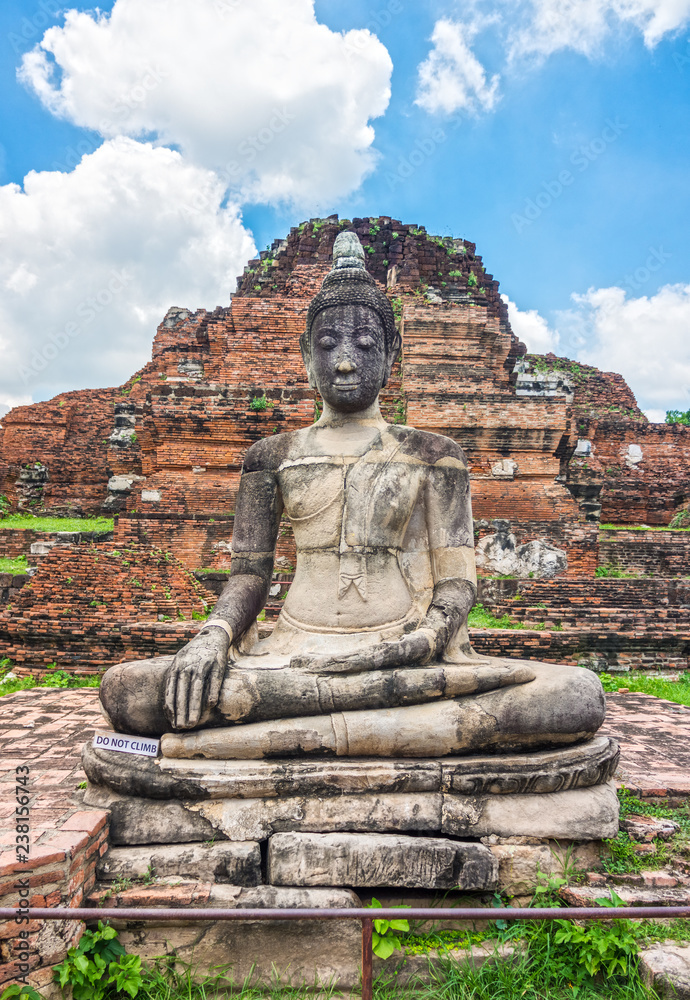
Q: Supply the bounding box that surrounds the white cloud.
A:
[503,295,560,354]
[18,0,392,207]
[506,284,690,411]
[643,409,667,423]
[576,284,690,411]
[0,393,32,420]
[415,18,500,116]
[508,0,690,61]
[0,137,255,404]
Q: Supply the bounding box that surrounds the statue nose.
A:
[336,359,356,374]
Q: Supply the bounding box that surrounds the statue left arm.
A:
[292,449,477,674]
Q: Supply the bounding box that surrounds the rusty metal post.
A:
[361,916,373,1000]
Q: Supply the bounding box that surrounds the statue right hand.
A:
[164,627,230,730]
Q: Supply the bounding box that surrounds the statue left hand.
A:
[290,628,436,674]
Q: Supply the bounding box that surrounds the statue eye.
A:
[317,336,336,349]
[356,336,375,349]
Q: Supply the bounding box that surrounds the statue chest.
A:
[277,456,425,551]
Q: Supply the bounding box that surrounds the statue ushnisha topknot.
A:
[302,231,399,362]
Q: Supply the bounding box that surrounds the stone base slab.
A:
[82,736,619,800]
[97,841,262,886]
[267,832,498,890]
[85,778,619,846]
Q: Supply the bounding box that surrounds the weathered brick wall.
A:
[0,530,44,559]
[598,529,690,576]
[113,514,297,571]
[470,628,689,673]
[474,576,690,672]
[525,355,690,526]
[0,544,214,673]
[0,390,120,516]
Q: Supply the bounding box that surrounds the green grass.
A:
[0,555,28,573]
[0,660,101,697]
[0,515,113,533]
[42,947,658,1000]
[468,603,525,630]
[600,670,690,706]
[600,522,690,532]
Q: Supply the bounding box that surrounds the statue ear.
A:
[300,333,316,388]
[382,331,402,387]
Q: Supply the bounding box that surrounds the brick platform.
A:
[0,689,109,990]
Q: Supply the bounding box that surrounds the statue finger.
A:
[164,665,180,726]
[175,669,192,730]
[185,673,206,729]
[207,657,225,707]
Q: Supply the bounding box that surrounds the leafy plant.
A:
[551,915,640,980]
[249,394,272,412]
[367,898,410,959]
[670,506,690,528]
[467,272,478,287]
[0,986,41,1000]
[595,565,638,578]
[53,921,142,1000]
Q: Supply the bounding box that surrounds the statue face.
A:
[309,304,388,413]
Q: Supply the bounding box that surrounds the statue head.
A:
[301,233,401,413]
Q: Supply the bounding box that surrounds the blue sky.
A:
[1,0,689,418]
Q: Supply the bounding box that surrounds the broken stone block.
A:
[98,842,262,886]
[491,459,518,479]
[640,943,690,999]
[560,883,690,907]
[267,832,497,890]
[84,784,442,844]
[475,524,567,579]
[620,813,680,842]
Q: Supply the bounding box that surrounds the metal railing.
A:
[4,905,690,1000]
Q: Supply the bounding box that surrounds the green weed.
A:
[599,671,690,707]
[53,921,142,1000]
[367,898,410,960]
[0,555,28,574]
[468,603,524,630]
[0,515,113,533]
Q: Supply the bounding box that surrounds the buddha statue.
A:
[100,232,605,760]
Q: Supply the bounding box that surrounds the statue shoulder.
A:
[386,424,469,469]
[242,429,309,474]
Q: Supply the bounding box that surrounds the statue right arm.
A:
[164,445,283,730]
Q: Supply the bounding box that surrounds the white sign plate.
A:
[93,732,160,757]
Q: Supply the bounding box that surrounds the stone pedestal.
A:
[83,735,619,860]
[83,737,619,987]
